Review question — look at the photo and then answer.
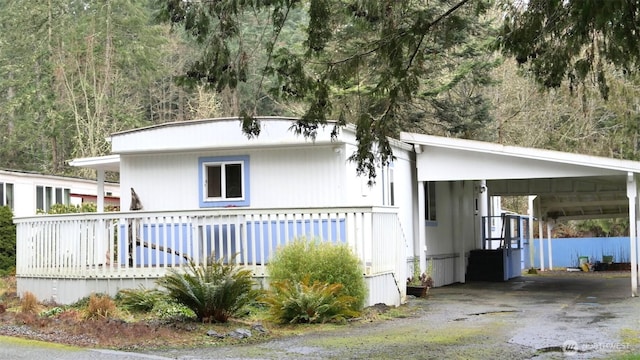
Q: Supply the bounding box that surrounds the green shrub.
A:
[0,206,16,276]
[116,286,167,312]
[157,255,259,323]
[153,301,196,321]
[46,203,97,214]
[263,277,359,324]
[40,306,65,318]
[267,238,366,311]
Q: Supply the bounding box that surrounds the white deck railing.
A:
[14,207,405,281]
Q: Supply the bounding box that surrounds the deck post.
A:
[97,169,105,212]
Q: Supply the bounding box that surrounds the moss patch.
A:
[620,328,640,345]
[0,335,82,351]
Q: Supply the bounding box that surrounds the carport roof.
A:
[400,132,640,220]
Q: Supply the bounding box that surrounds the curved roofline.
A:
[110,116,413,152]
[111,116,333,137]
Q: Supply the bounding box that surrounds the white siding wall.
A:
[120,146,348,211]
[424,180,478,287]
[425,182,454,255]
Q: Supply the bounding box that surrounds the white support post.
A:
[457,181,466,283]
[97,169,105,213]
[537,204,545,271]
[627,172,638,297]
[528,196,536,269]
[546,222,553,271]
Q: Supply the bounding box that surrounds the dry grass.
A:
[85,294,117,319]
[20,291,39,314]
[0,276,17,302]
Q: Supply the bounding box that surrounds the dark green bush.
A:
[263,277,359,324]
[266,238,366,311]
[0,206,16,276]
[157,255,259,323]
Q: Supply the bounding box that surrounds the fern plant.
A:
[157,255,258,323]
[116,285,167,312]
[263,277,359,324]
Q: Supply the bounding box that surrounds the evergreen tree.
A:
[498,0,640,100]
[0,206,16,276]
[154,0,495,181]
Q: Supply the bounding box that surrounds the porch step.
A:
[466,249,507,282]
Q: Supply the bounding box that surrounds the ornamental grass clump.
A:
[85,294,117,319]
[157,255,259,323]
[266,238,366,315]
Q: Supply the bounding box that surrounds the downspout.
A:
[478,180,488,250]
[417,180,426,276]
[627,172,638,297]
[457,181,466,283]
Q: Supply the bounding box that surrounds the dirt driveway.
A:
[141,272,639,360]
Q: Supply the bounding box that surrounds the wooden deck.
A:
[14,206,407,306]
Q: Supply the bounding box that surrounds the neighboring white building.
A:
[0,169,120,217]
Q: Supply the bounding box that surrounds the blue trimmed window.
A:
[199,156,250,207]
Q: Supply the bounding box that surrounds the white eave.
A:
[400,132,640,221]
[68,154,121,173]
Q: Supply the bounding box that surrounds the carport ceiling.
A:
[488,176,629,220]
[399,132,640,221]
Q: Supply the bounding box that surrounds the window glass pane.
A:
[428,182,437,221]
[225,163,242,198]
[55,188,63,204]
[206,165,222,198]
[6,184,13,210]
[0,183,4,206]
[36,186,44,211]
[45,187,53,211]
[64,189,71,204]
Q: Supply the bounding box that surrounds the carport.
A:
[400,132,640,296]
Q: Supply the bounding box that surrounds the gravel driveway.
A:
[141,272,640,360]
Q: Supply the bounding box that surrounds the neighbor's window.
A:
[36,185,70,212]
[199,156,250,207]
[0,182,13,210]
[425,181,436,222]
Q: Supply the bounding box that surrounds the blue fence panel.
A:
[120,223,191,266]
[202,224,238,261]
[120,218,347,266]
[531,237,630,268]
[245,218,346,264]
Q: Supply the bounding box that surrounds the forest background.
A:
[1,0,638,237]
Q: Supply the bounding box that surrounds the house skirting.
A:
[17,274,402,307]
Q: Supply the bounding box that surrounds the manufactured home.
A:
[13,117,640,306]
[0,169,120,217]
